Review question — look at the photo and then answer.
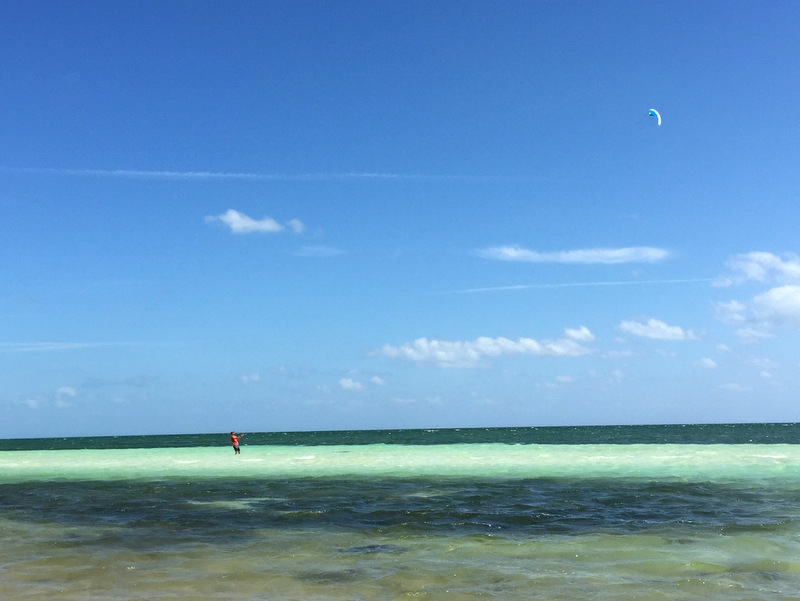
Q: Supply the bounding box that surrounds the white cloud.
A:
[695,358,717,368]
[391,396,418,405]
[565,326,594,342]
[339,378,364,390]
[376,328,592,368]
[287,219,306,234]
[55,388,74,408]
[719,383,752,392]
[735,326,775,341]
[205,209,304,235]
[602,349,633,359]
[619,318,699,341]
[752,285,800,329]
[370,376,386,386]
[714,252,800,287]
[240,373,261,383]
[746,356,776,369]
[715,281,800,338]
[714,300,746,324]
[477,246,669,264]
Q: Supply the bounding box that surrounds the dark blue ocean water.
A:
[2,421,797,451]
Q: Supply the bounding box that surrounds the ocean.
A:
[1,423,799,600]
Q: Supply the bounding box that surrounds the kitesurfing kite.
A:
[648,108,662,126]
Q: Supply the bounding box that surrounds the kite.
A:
[648,108,662,126]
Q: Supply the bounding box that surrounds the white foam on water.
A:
[2,443,800,484]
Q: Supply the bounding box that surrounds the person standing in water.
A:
[230,431,242,454]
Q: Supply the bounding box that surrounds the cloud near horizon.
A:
[477,246,669,264]
[618,318,699,341]
[376,327,593,368]
[205,209,305,234]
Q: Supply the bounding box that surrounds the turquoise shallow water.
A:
[2,442,800,483]
[2,424,800,600]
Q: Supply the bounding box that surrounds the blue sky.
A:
[2,1,800,438]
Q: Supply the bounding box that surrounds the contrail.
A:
[1,166,403,180]
[0,341,181,352]
[0,166,566,183]
[0,166,519,182]
[439,278,713,294]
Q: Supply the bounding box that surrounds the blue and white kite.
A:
[648,108,662,126]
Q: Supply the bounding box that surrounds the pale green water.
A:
[2,442,800,483]
[2,428,800,600]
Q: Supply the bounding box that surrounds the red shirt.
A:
[231,434,239,446]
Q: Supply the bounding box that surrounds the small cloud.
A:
[555,375,574,383]
[370,376,386,386]
[695,358,717,369]
[746,357,776,369]
[23,397,40,409]
[55,387,76,407]
[735,326,775,341]
[565,326,594,342]
[619,318,699,340]
[477,246,669,264]
[293,245,346,258]
[376,328,592,368]
[714,300,747,324]
[240,373,261,383]
[760,371,773,379]
[287,218,306,234]
[602,349,633,359]
[339,378,363,391]
[205,209,304,234]
[718,383,752,392]
[391,396,418,405]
